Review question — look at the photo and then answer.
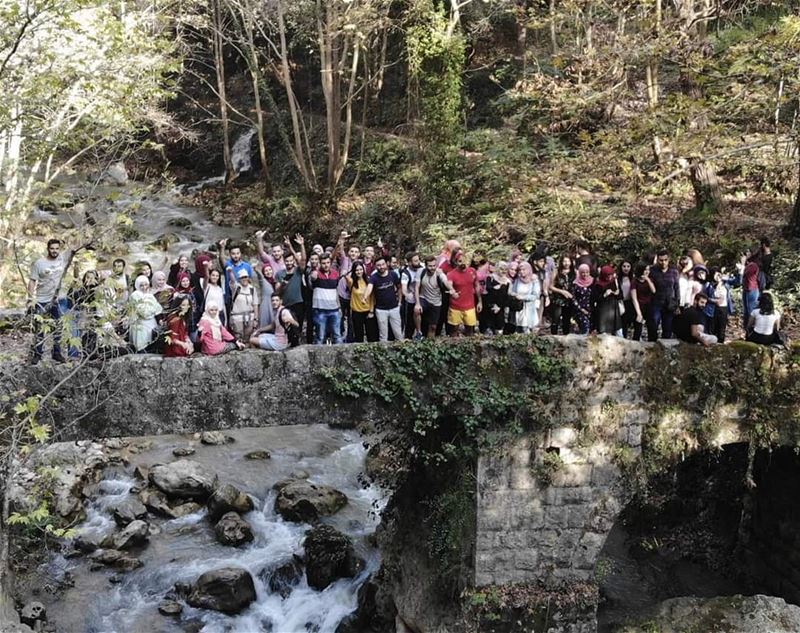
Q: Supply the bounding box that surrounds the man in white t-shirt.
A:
[28,238,73,364]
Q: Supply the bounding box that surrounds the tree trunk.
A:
[790,158,800,238]
[689,158,724,214]
[549,0,557,54]
[275,0,316,191]
[244,28,273,197]
[212,0,234,181]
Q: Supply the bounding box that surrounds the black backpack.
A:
[419,267,448,297]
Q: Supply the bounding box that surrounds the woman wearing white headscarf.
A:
[510,262,541,333]
[128,275,163,352]
[197,301,244,355]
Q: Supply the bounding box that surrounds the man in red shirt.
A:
[446,251,482,337]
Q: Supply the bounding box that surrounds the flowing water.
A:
[27,127,260,273]
[40,425,386,633]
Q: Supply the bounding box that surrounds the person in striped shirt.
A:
[310,253,343,344]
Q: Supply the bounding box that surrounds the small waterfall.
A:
[231,128,257,175]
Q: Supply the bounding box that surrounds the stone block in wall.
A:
[545,505,569,530]
[509,462,535,490]
[573,531,607,570]
[552,464,593,487]
[514,549,539,571]
[590,463,619,487]
[558,486,594,505]
[558,447,588,466]
[567,506,592,529]
[499,532,527,550]
[550,427,579,447]
[478,457,512,491]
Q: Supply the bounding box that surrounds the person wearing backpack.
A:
[250,294,299,351]
[415,255,453,338]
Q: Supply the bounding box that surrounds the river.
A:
[35,425,385,633]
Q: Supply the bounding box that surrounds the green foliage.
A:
[531,449,563,487]
[423,471,475,581]
[462,580,599,632]
[320,337,571,465]
[8,501,75,539]
[640,344,800,480]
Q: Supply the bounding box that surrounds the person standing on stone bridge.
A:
[28,238,74,364]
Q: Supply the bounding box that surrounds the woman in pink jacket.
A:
[197,302,245,355]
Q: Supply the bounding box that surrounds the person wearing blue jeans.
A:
[310,253,343,344]
[313,309,343,344]
[648,250,680,340]
[741,257,761,330]
[28,239,73,364]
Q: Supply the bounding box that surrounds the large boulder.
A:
[110,497,148,527]
[149,460,215,501]
[207,483,254,522]
[275,480,347,523]
[112,519,149,550]
[214,512,254,547]
[303,525,363,590]
[186,567,256,614]
[620,595,800,633]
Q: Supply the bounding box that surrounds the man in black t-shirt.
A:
[674,293,717,346]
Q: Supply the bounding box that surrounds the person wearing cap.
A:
[228,268,259,342]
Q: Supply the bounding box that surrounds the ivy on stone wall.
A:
[318,336,572,590]
[320,336,571,465]
[638,341,800,488]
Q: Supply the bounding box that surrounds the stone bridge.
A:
[2,336,798,631]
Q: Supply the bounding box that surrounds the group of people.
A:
[25,231,784,363]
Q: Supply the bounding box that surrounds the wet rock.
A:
[20,601,46,627]
[172,446,196,457]
[214,512,254,547]
[104,438,128,450]
[101,161,129,185]
[341,577,396,631]
[621,595,800,633]
[365,443,396,480]
[200,431,233,446]
[261,555,304,598]
[112,519,149,550]
[139,489,174,518]
[72,534,100,554]
[111,497,148,527]
[133,465,149,481]
[170,501,203,518]
[186,567,256,614]
[149,460,215,501]
[88,549,143,572]
[275,480,347,523]
[168,217,192,229]
[335,615,359,633]
[158,600,183,617]
[207,483,254,521]
[303,525,362,590]
[244,450,270,460]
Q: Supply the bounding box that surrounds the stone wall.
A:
[3,334,797,614]
[475,337,650,588]
[474,337,798,592]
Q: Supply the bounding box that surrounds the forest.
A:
[1,0,800,301]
